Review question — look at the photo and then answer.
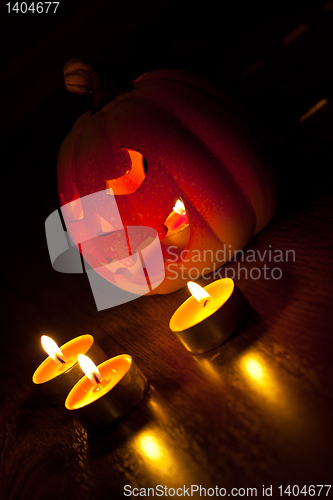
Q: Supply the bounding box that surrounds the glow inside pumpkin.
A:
[57,68,277,294]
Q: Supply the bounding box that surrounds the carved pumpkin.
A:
[57,60,276,294]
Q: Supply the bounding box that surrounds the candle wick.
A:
[56,355,66,364]
[93,373,101,384]
[203,297,213,308]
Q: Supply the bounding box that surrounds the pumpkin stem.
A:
[63,58,121,114]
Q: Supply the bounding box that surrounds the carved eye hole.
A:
[106,148,147,195]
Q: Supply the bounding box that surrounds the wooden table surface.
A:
[1,1,332,499]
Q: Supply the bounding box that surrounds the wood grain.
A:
[1,1,332,499]
[1,176,332,499]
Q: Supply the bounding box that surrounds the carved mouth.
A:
[101,198,190,277]
[104,253,142,281]
[100,226,164,294]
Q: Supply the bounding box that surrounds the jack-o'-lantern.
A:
[57,59,276,294]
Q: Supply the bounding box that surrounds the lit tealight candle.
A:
[65,354,148,428]
[164,198,189,237]
[32,334,106,404]
[169,278,252,354]
[161,198,190,257]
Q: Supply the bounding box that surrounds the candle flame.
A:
[41,335,66,364]
[78,354,102,384]
[173,198,186,215]
[187,281,212,307]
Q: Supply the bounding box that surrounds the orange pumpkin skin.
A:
[57,68,277,294]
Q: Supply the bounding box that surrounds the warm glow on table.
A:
[65,355,132,409]
[32,335,94,384]
[240,352,285,407]
[136,432,170,470]
[170,279,234,332]
[244,357,265,383]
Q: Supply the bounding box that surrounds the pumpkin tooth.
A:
[61,195,84,222]
[103,259,125,273]
[103,254,140,277]
[94,213,116,236]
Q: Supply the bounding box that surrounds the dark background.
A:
[1,0,332,222]
[0,1,332,498]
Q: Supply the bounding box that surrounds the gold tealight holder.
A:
[169,279,252,354]
[65,354,148,429]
